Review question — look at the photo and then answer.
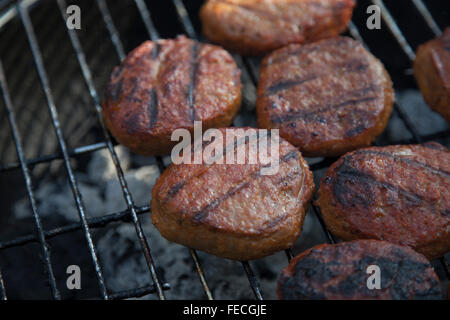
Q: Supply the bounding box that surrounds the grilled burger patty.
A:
[277,240,443,300]
[102,36,242,156]
[199,0,355,56]
[414,27,450,123]
[316,142,450,260]
[151,128,314,261]
[256,37,395,157]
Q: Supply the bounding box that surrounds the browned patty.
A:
[414,28,450,123]
[200,0,355,56]
[151,128,315,261]
[277,240,443,300]
[316,142,450,260]
[257,37,394,157]
[102,36,242,156]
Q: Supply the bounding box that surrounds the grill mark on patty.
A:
[351,150,450,179]
[164,131,268,200]
[281,150,299,162]
[107,78,123,103]
[421,142,448,151]
[345,124,367,138]
[265,74,319,96]
[126,77,142,103]
[266,38,352,66]
[270,93,378,124]
[256,211,291,234]
[332,162,447,217]
[276,169,301,187]
[129,77,137,92]
[151,42,161,59]
[281,251,441,299]
[190,150,300,224]
[192,181,251,223]
[167,181,185,197]
[148,88,159,129]
[187,42,200,122]
[111,63,127,78]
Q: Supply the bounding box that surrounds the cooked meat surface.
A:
[277,240,443,300]
[414,27,450,123]
[200,0,355,56]
[102,35,241,156]
[316,142,450,260]
[151,128,314,261]
[257,37,394,157]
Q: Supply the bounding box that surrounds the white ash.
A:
[13,178,106,221]
[13,146,159,221]
[87,145,131,182]
[104,164,160,212]
[397,89,448,136]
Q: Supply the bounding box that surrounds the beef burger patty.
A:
[103,36,242,156]
[256,37,394,157]
[200,0,355,56]
[414,27,450,123]
[316,142,450,260]
[278,240,443,300]
[151,128,314,261]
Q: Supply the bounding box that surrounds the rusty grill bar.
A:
[0,0,448,300]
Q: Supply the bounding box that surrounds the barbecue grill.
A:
[0,0,448,300]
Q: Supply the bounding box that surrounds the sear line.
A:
[187,42,200,122]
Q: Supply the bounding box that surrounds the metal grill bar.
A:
[57,0,167,300]
[172,0,196,39]
[132,0,213,300]
[17,0,108,299]
[285,249,293,262]
[0,59,60,299]
[392,106,422,143]
[172,0,266,300]
[96,0,126,61]
[311,205,336,245]
[189,248,214,300]
[0,142,109,172]
[0,205,150,250]
[242,261,263,300]
[412,0,442,36]
[348,21,366,47]
[109,283,170,300]
[134,0,158,41]
[441,257,450,279]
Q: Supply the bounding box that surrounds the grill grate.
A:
[0,0,449,300]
